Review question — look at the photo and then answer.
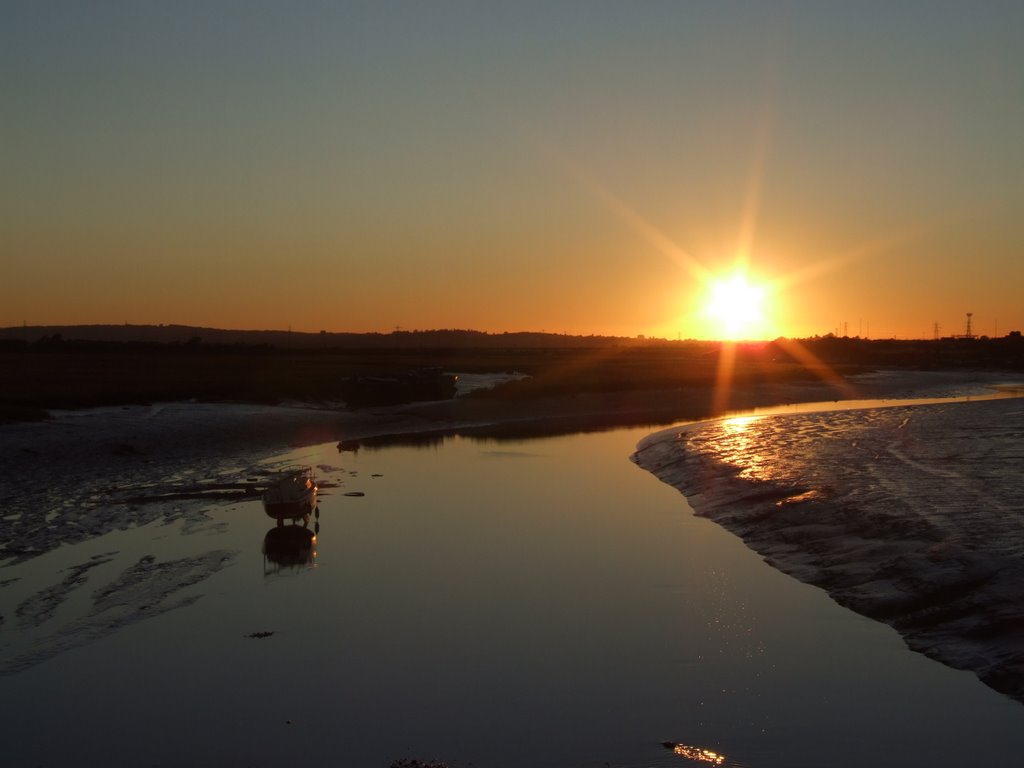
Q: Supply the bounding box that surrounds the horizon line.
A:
[3,321,1021,345]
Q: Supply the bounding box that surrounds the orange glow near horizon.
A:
[712,339,739,414]
[540,130,934,343]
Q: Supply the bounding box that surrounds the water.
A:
[2,421,1024,766]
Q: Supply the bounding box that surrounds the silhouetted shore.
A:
[2,329,1022,424]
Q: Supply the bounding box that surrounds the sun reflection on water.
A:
[722,415,758,432]
[670,742,727,764]
[716,416,769,481]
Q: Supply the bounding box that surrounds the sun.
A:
[703,271,771,340]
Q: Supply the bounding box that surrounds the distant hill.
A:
[0,324,672,350]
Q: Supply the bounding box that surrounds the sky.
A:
[3,1,1022,340]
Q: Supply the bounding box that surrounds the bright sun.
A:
[703,271,770,340]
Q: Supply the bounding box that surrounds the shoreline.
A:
[1,367,1012,566]
[4,366,1006,455]
[636,382,1024,454]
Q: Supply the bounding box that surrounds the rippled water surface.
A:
[2,419,1024,767]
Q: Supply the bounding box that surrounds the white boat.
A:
[262,467,318,521]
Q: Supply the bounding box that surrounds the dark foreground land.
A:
[2,327,1023,428]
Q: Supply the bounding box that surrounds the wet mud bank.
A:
[633,393,1024,703]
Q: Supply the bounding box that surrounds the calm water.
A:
[3,426,1024,767]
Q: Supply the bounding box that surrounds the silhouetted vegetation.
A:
[1,326,1022,423]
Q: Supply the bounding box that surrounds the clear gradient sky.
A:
[3,2,1022,340]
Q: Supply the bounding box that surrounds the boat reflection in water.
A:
[261,467,321,576]
[262,512,319,576]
